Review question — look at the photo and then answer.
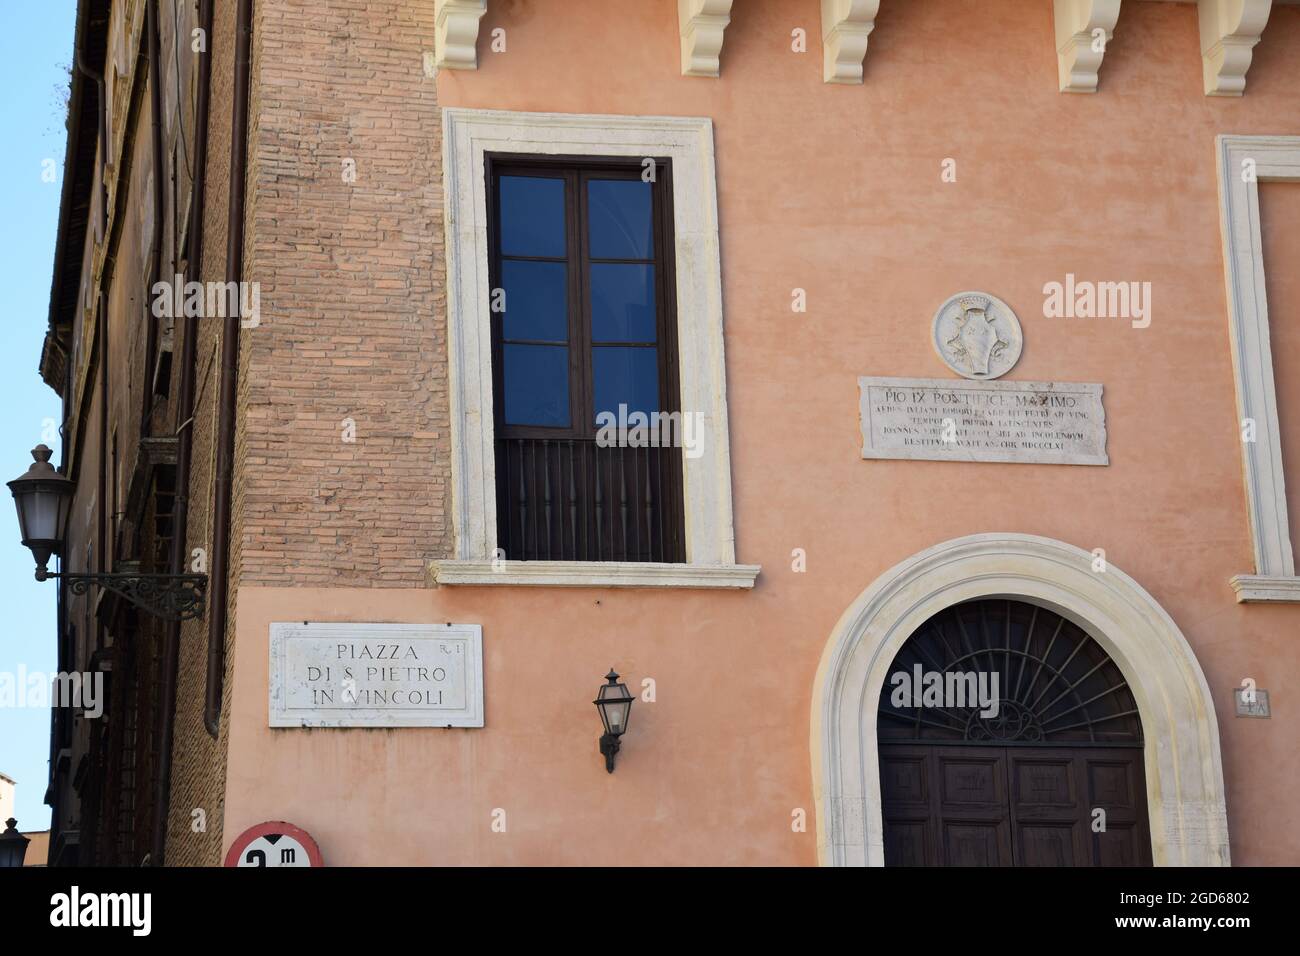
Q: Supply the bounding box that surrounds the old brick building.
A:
[42,0,234,865]
[37,0,1300,866]
[44,0,449,866]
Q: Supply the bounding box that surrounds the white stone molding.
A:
[431,560,759,589]
[1053,0,1123,93]
[438,108,754,589]
[679,0,734,77]
[1199,0,1274,96]
[821,0,880,85]
[1231,574,1300,602]
[1216,135,1300,600]
[811,533,1231,866]
[435,0,488,71]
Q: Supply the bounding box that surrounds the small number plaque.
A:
[1233,687,1270,718]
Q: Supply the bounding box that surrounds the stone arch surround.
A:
[810,533,1230,866]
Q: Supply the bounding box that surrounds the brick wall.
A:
[164,0,449,864]
[239,0,450,588]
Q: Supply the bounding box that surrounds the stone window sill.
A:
[1230,575,1300,603]
[430,560,760,589]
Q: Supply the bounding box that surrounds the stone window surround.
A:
[1216,135,1300,603]
[432,108,758,589]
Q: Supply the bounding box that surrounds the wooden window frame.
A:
[485,154,681,440]
[486,154,685,563]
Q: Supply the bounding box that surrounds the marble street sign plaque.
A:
[269,622,484,728]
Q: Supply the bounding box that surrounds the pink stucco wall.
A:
[221,1,1300,865]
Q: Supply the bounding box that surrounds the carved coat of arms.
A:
[931,291,1023,380]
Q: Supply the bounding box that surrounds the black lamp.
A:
[8,445,208,621]
[7,445,73,581]
[0,818,30,867]
[593,669,634,773]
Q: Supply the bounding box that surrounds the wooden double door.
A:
[879,744,1152,866]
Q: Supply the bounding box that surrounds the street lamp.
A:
[593,669,634,773]
[7,444,72,579]
[0,818,29,867]
[8,445,208,621]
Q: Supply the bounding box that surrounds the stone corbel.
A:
[1053,0,1122,93]
[821,0,880,84]
[435,0,488,71]
[679,0,734,77]
[1198,0,1273,96]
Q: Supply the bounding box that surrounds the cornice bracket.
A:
[1053,0,1122,93]
[1199,0,1274,96]
[679,0,734,77]
[435,0,488,71]
[821,0,881,85]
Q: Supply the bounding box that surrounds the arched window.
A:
[878,599,1142,746]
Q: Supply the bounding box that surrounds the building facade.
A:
[38,0,1300,866]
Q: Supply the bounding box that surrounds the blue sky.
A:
[0,1,77,832]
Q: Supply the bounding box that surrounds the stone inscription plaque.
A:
[858,376,1108,466]
[269,622,484,728]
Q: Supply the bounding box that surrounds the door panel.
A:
[1017,825,1078,866]
[880,744,1150,866]
[943,822,1009,866]
[880,749,933,866]
[937,747,1013,866]
[1006,752,1088,865]
[881,746,1013,866]
[1081,750,1153,866]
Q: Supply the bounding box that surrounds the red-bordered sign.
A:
[224,821,324,867]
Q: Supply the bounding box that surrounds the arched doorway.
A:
[810,534,1229,866]
[877,598,1151,865]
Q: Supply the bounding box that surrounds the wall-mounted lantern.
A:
[8,445,208,621]
[593,669,634,773]
[0,818,30,867]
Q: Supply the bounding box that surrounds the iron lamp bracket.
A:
[38,570,208,622]
[599,732,622,774]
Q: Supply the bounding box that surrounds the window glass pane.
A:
[590,263,656,343]
[499,176,566,258]
[593,346,659,420]
[502,260,568,342]
[588,179,653,259]
[503,343,570,427]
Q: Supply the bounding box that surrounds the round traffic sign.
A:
[223,821,323,867]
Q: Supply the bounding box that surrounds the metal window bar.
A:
[498,437,683,563]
